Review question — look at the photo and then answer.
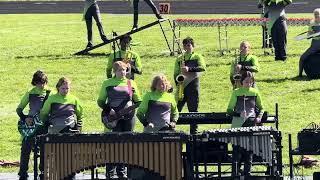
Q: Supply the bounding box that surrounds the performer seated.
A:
[226,71,265,178]
[137,74,178,132]
[40,77,83,134]
[174,37,206,134]
[83,0,109,49]
[132,0,164,30]
[230,41,259,89]
[16,70,50,180]
[299,8,320,77]
[106,35,142,80]
[97,61,142,178]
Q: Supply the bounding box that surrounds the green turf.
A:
[0,13,319,175]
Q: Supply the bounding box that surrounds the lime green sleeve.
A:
[106,54,114,78]
[136,93,150,125]
[171,97,179,122]
[133,52,142,73]
[17,91,29,110]
[248,55,259,72]
[256,91,264,117]
[227,91,237,114]
[40,98,51,122]
[97,81,108,109]
[196,53,206,71]
[131,80,142,102]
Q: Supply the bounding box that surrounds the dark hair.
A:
[56,77,71,91]
[240,71,254,84]
[120,35,132,45]
[31,70,48,86]
[182,37,194,47]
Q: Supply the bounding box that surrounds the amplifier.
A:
[298,129,320,152]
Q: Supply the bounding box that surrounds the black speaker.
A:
[298,129,320,152]
[313,172,320,180]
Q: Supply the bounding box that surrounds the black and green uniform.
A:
[174,52,206,112]
[137,91,178,132]
[133,0,162,28]
[97,77,141,177]
[300,21,320,75]
[16,86,50,179]
[226,87,264,177]
[97,77,142,131]
[83,0,107,47]
[106,50,142,80]
[230,54,259,85]
[40,93,83,134]
[263,0,292,60]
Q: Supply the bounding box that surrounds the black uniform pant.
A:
[299,39,320,75]
[18,139,34,178]
[177,78,199,134]
[232,146,253,178]
[271,16,287,60]
[133,0,161,28]
[85,3,107,46]
[107,116,135,177]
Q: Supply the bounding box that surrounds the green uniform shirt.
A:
[309,21,320,40]
[40,93,83,124]
[137,91,178,121]
[106,50,142,79]
[230,54,259,78]
[18,86,50,116]
[97,77,142,109]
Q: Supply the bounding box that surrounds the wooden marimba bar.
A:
[36,132,188,180]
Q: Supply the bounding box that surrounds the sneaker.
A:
[157,14,164,19]
[132,25,138,31]
[86,43,93,49]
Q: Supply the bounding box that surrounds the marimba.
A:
[36,132,188,180]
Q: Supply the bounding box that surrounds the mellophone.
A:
[36,132,188,180]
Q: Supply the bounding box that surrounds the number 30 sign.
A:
[159,3,171,14]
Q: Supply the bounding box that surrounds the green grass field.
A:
[1,13,320,175]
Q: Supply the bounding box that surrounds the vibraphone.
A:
[172,18,311,55]
[188,125,283,178]
[204,126,277,162]
[35,132,188,180]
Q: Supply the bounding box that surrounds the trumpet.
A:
[176,60,186,101]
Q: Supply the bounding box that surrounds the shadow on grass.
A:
[302,88,320,93]
[15,53,109,60]
[257,76,311,83]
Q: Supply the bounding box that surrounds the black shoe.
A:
[157,14,164,19]
[19,176,28,180]
[275,57,286,61]
[86,43,93,49]
[132,25,138,31]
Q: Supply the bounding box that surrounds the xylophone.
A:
[36,132,188,180]
[203,126,278,163]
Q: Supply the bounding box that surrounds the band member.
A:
[83,0,109,49]
[174,37,206,133]
[40,77,83,134]
[226,71,265,178]
[106,35,142,80]
[137,74,178,132]
[98,61,141,178]
[230,41,259,88]
[259,0,291,61]
[299,8,320,77]
[132,0,163,30]
[16,70,50,180]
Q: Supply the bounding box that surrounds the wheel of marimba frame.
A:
[304,53,320,79]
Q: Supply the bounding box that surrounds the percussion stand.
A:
[218,24,230,56]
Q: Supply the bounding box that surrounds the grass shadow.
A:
[15,54,70,60]
[257,76,311,83]
[302,88,320,93]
